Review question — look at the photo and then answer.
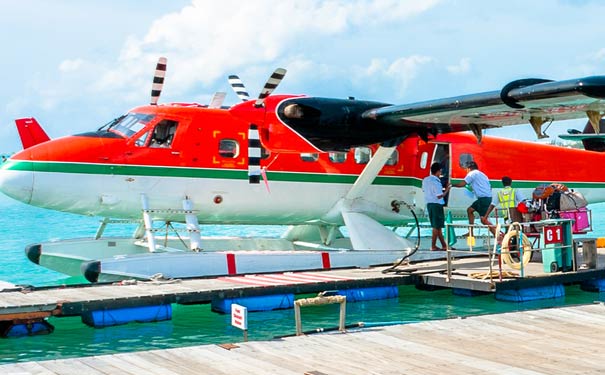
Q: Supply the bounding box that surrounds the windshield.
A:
[100,113,155,138]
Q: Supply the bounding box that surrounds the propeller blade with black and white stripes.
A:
[228,75,250,102]
[150,57,167,105]
[254,68,286,107]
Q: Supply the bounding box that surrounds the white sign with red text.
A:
[231,304,248,330]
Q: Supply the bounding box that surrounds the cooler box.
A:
[542,245,573,273]
[559,208,589,233]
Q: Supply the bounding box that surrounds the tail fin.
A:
[15,118,51,149]
[580,119,605,152]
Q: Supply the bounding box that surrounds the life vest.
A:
[497,186,516,208]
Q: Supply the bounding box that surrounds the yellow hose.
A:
[501,227,532,270]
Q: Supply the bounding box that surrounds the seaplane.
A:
[2,57,605,283]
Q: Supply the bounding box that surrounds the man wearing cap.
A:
[452,161,493,236]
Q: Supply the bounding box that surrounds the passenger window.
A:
[301,153,319,162]
[354,147,372,164]
[420,152,428,169]
[329,152,347,163]
[219,139,239,158]
[386,150,398,166]
[459,153,474,169]
[149,120,178,148]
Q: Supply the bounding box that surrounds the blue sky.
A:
[2,0,605,152]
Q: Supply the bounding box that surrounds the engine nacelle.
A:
[267,96,404,152]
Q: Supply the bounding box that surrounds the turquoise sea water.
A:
[0,195,604,364]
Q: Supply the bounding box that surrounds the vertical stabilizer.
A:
[15,118,51,149]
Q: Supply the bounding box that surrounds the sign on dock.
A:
[231,303,248,330]
[231,303,248,342]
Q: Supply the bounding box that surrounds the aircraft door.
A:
[409,140,436,213]
[432,144,450,205]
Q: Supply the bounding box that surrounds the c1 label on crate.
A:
[544,225,563,245]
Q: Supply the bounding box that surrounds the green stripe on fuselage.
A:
[450,178,605,190]
[3,160,422,186]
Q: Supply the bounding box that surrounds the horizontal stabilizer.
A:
[342,211,413,251]
[558,134,605,141]
[15,118,50,149]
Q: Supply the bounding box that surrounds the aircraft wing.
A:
[362,76,605,135]
[275,76,605,150]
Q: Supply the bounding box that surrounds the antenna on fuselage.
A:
[208,92,227,109]
[150,57,167,105]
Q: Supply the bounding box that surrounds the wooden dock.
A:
[2,303,605,374]
[1,249,605,323]
[0,267,413,321]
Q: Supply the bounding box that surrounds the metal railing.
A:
[443,219,575,285]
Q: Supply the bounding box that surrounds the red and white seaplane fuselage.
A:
[3,60,605,282]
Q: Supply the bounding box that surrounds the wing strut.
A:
[467,124,484,144]
[328,143,414,251]
[345,145,398,200]
[529,116,549,139]
[587,110,603,134]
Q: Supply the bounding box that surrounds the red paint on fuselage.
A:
[10,98,605,188]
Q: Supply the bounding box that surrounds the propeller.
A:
[254,68,286,107]
[228,75,251,102]
[228,68,287,106]
[150,57,167,105]
[228,69,286,186]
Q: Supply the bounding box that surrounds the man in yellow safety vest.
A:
[484,176,523,223]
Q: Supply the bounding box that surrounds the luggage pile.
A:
[524,183,591,233]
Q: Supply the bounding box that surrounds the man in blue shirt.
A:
[452,161,493,236]
[422,162,451,250]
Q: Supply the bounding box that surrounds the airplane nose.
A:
[0,161,33,204]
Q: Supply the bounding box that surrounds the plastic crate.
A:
[559,208,590,233]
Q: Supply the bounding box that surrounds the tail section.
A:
[580,119,605,152]
[15,118,51,149]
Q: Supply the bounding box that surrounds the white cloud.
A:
[446,57,471,75]
[386,56,435,95]
[352,56,434,97]
[88,0,441,100]
[593,48,605,60]
[58,59,85,73]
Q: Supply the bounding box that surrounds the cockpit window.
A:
[103,113,155,138]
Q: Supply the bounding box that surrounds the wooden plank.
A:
[149,347,232,375]
[75,355,146,375]
[110,353,183,375]
[74,356,140,375]
[131,350,202,375]
[3,304,605,374]
[6,361,57,374]
[36,358,106,375]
